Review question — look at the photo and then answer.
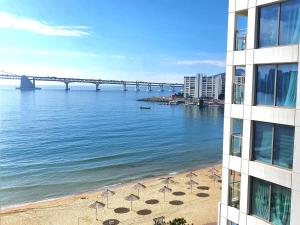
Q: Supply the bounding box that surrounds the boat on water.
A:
[140,106,151,109]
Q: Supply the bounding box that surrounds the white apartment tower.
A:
[184,73,225,99]
[219,0,300,225]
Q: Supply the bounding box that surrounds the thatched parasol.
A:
[89,201,105,221]
[159,186,172,202]
[125,194,140,210]
[101,189,115,208]
[159,177,175,188]
[185,179,199,193]
[132,182,146,197]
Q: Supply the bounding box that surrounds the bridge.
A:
[0,74,183,92]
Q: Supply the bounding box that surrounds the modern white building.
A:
[184,73,225,99]
[219,0,300,225]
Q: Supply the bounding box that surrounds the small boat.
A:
[140,106,151,109]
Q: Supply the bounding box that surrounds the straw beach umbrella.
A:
[101,189,115,208]
[186,171,198,180]
[159,177,175,188]
[208,167,218,174]
[159,186,172,202]
[125,194,140,210]
[209,173,221,187]
[185,179,199,193]
[132,182,146,197]
[89,201,105,221]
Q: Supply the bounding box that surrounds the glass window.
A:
[228,171,241,209]
[279,0,300,45]
[251,178,270,221]
[253,122,273,164]
[253,122,295,169]
[273,125,294,169]
[256,65,276,105]
[251,177,291,225]
[258,4,279,47]
[227,221,238,225]
[276,64,298,107]
[231,119,243,157]
[233,66,245,104]
[256,64,298,108]
[271,184,291,225]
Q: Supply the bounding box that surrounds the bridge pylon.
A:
[64,81,70,91]
[123,83,127,91]
[159,84,164,92]
[96,83,100,91]
[135,83,140,92]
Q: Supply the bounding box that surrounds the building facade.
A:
[184,73,225,99]
[219,0,300,225]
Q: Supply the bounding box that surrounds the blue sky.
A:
[0,0,228,84]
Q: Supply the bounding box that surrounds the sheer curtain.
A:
[271,185,291,225]
[284,70,298,107]
[252,178,270,220]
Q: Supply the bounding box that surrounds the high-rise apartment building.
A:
[219,0,300,225]
[184,73,225,99]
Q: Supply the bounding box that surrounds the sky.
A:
[0,0,228,85]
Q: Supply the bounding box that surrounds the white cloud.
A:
[0,11,90,37]
[0,48,131,61]
[171,59,226,67]
[0,48,98,57]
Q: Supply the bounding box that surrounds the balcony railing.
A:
[231,133,243,157]
[235,29,247,51]
[233,83,244,104]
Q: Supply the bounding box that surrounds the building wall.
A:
[220,0,300,225]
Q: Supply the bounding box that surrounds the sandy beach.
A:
[0,164,222,225]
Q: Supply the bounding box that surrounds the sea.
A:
[0,84,224,208]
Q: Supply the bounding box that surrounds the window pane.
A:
[271,184,291,225]
[229,171,241,209]
[259,4,279,47]
[256,65,276,105]
[253,122,273,164]
[274,125,294,169]
[279,0,300,45]
[276,64,298,107]
[252,178,270,220]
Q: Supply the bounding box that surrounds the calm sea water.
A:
[0,85,224,207]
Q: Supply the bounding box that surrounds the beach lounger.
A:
[153,216,166,225]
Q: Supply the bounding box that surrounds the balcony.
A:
[235,29,247,51]
[231,133,242,157]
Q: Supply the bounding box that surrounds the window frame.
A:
[257,0,300,48]
[252,121,294,170]
[254,63,298,108]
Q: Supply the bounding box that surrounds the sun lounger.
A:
[153,216,166,225]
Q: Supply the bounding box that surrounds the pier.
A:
[0,74,183,91]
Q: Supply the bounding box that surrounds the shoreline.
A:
[1,161,222,215]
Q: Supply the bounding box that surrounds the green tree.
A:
[169,218,187,225]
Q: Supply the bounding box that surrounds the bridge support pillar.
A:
[147,84,152,92]
[65,82,70,91]
[96,83,100,91]
[159,84,164,92]
[135,83,140,92]
[19,75,37,90]
[123,83,127,91]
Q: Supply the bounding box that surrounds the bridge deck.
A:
[0,74,183,87]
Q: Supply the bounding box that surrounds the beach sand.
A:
[0,164,222,225]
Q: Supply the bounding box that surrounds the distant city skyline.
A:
[0,0,228,85]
